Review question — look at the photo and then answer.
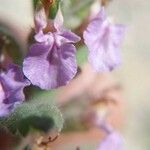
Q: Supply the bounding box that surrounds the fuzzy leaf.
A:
[0,102,63,136]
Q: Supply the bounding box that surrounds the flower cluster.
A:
[0,6,125,145]
[23,8,80,89]
[0,2,126,149]
[0,7,125,110]
[22,7,125,90]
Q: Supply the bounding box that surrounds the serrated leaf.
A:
[0,102,63,137]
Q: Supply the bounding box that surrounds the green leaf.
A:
[0,102,63,137]
[49,0,61,19]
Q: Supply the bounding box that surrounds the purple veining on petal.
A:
[60,30,81,43]
[0,64,30,116]
[23,35,78,89]
[83,7,125,72]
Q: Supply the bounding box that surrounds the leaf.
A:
[0,102,63,137]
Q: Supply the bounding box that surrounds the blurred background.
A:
[0,0,150,150]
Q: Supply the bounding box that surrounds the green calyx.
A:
[33,0,61,19]
[48,0,61,19]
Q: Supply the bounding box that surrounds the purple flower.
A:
[83,8,125,72]
[94,109,124,150]
[0,64,30,116]
[95,119,123,150]
[97,131,123,150]
[23,8,80,89]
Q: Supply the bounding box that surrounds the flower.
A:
[95,115,123,150]
[97,131,123,150]
[83,8,125,72]
[23,8,80,89]
[0,64,30,116]
[93,103,124,150]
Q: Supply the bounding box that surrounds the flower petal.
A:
[47,44,77,89]
[52,43,77,87]
[23,43,77,89]
[97,132,123,150]
[83,8,125,72]
[0,64,30,116]
[0,103,11,117]
[23,43,51,89]
[61,30,81,43]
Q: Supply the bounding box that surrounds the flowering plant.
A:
[0,0,125,149]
